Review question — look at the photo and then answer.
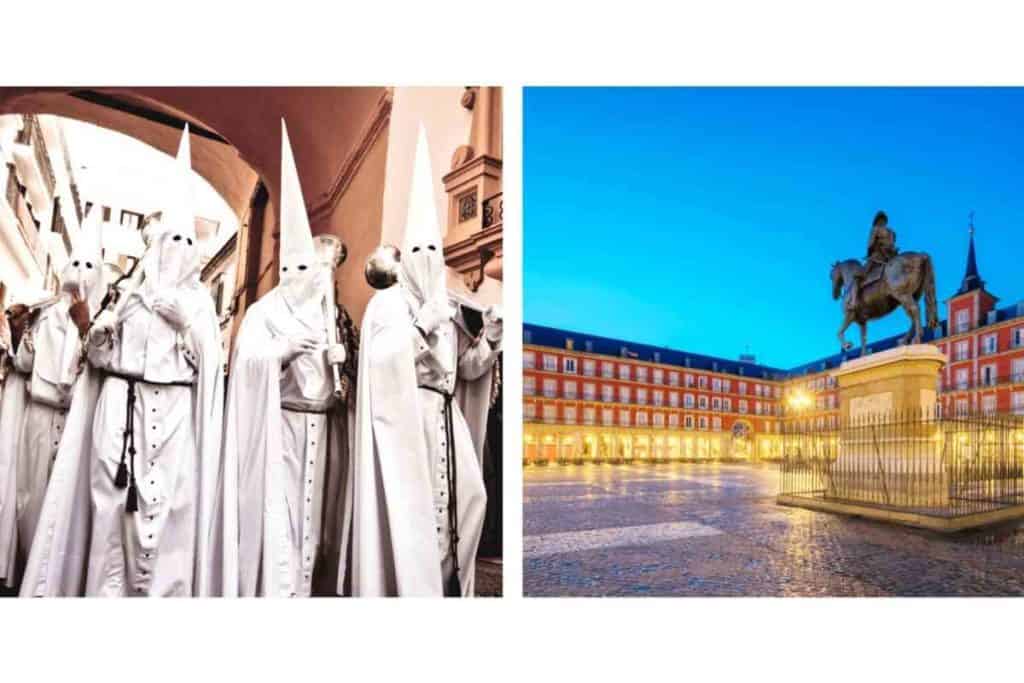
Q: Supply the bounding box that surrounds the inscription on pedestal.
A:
[849,391,892,419]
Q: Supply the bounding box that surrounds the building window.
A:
[738,382,747,395]
[636,411,648,427]
[698,395,708,410]
[684,393,694,408]
[524,403,536,419]
[981,395,997,415]
[523,352,536,370]
[711,378,721,392]
[542,354,557,371]
[739,400,748,414]
[983,334,997,355]
[636,388,647,405]
[669,392,679,407]
[602,362,615,378]
[564,406,577,424]
[120,209,143,231]
[564,357,577,374]
[652,390,664,406]
[956,309,970,334]
[618,364,631,381]
[602,409,614,426]
[1014,328,1024,349]
[698,416,708,430]
[685,374,694,388]
[712,417,722,431]
[669,413,680,427]
[669,372,680,386]
[981,364,996,387]
[698,376,707,389]
[722,379,731,393]
[524,377,536,396]
[723,398,731,412]
[583,382,596,401]
[956,398,969,416]
[542,378,557,398]
[619,410,631,427]
[583,407,596,425]
[583,359,596,377]
[711,397,721,411]
[653,413,665,427]
[619,386,631,403]
[457,191,477,222]
[683,415,693,429]
[955,341,969,362]
[1012,392,1024,415]
[652,369,664,384]
[563,381,577,399]
[542,404,557,424]
[1013,358,1024,383]
[602,385,614,402]
[636,366,648,382]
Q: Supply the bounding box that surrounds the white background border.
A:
[4,1,1024,681]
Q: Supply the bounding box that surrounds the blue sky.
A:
[524,87,1024,369]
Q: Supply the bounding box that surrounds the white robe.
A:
[350,286,499,597]
[0,365,28,587]
[20,286,227,597]
[13,304,79,569]
[224,287,351,597]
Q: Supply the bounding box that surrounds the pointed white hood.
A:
[60,203,107,316]
[398,125,446,306]
[278,119,321,310]
[143,125,201,294]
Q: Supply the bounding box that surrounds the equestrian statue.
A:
[830,210,938,356]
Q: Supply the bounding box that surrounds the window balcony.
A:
[582,393,596,401]
[542,389,557,398]
[563,391,577,400]
[524,386,536,396]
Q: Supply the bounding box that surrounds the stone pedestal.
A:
[832,344,946,421]
[828,344,947,508]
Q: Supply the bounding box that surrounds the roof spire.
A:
[956,210,984,295]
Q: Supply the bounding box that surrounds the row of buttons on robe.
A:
[134,385,170,594]
[300,416,320,592]
[434,408,449,553]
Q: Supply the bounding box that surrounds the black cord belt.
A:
[104,371,192,514]
[418,384,461,597]
[282,405,329,415]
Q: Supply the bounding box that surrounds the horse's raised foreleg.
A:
[837,311,855,351]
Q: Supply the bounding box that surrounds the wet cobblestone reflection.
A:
[523,462,1024,597]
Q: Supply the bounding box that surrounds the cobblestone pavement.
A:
[523,462,1024,597]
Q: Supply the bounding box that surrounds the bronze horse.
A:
[830,252,939,355]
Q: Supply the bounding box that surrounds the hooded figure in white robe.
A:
[0,210,106,588]
[350,126,502,597]
[223,120,356,597]
[20,126,228,597]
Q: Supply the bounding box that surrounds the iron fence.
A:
[779,408,1024,518]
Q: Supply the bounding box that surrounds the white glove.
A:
[283,335,319,363]
[483,304,503,344]
[89,310,118,345]
[415,299,455,336]
[326,343,347,366]
[152,295,189,332]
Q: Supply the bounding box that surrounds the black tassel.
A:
[114,461,128,489]
[125,481,139,513]
[445,572,461,598]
